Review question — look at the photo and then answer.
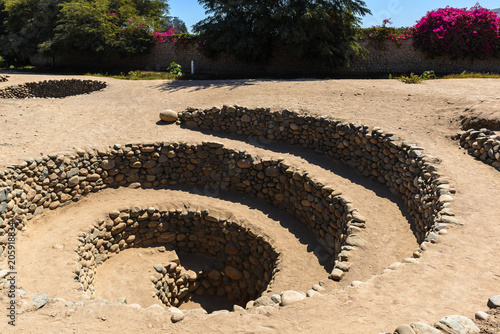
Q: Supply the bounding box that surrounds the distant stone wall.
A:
[0,79,106,99]
[30,39,500,76]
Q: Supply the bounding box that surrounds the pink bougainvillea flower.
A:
[412,4,500,58]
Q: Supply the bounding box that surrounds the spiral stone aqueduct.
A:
[0,77,499,333]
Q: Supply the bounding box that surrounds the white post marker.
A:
[191,60,195,75]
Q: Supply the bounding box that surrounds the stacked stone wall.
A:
[455,129,500,170]
[76,207,279,307]
[0,141,357,282]
[179,106,454,244]
[0,109,456,308]
[0,79,106,99]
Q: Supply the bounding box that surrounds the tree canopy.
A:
[0,0,169,63]
[193,0,371,67]
[165,16,188,33]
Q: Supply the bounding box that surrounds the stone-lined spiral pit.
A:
[0,106,457,321]
[76,207,279,309]
[0,79,106,99]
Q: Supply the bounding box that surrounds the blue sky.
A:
[169,0,500,32]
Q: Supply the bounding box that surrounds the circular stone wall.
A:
[179,106,455,244]
[0,79,106,98]
[0,141,357,283]
[454,129,500,170]
[0,108,456,317]
[76,207,279,308]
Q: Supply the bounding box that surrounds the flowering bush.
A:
[359,19,413,49]
[122,17,153,41]
[152,28,204,48]
[412,5,500,59]
[117,17,155,55]
[152,28,179,43]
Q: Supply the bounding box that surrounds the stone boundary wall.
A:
[179,106,456,246]
[76,207,279,307]
[0,141,358,283]
[30,39,500,76]
[0,79,106,99]
[454,129,500,170]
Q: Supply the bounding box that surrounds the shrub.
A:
[358,19,413,49]
[420,70,437,80]
[412,4,500,59]
[152,29,203,48]
[152,27,179,43]
[397,73,423,84]
[394,70,436,84]
[167,62,182,75]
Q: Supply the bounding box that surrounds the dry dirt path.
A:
[0,73,499,333]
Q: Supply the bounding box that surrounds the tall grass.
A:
[442,71,500,79]
[87,70,185,80]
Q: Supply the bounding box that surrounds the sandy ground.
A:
[0,72,499,333]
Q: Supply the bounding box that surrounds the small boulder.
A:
[32,293,49,309]
[410,322,441,334]
[271,294,281,304]
[253,296,275,307]
[306,290,320,298]
[488,295,500,308]
[435,315,480,334]
[345,235,366,248]
[171,311,184,323]
[394,324,415,334]
[101,159,116,170]
[312,284,325,292]
[475,311,489,321]
[237,159,252,169]
[329,268,345,281]
[169,307,184,323]
[159,110,179,123]
[280,290,306,306]
[224,265,243,280]
[0,269,10,279]
[264,166,280,177]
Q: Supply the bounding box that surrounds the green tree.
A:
[43,0,119,57]
[131,0,169,30]
[165,16,188,33]
[194,0,370,67]
[1,0,169,63]
[0,0,60,63]
[0,1,7,52]
[0,1,7,36]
